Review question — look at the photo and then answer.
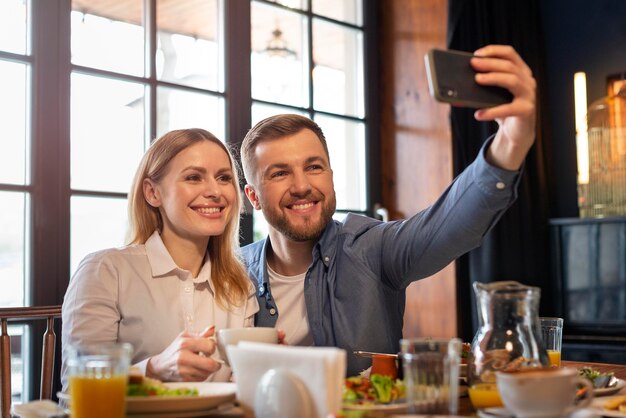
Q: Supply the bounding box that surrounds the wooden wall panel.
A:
[379,0,456,338]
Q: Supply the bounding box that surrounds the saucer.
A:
[477,407,514,418]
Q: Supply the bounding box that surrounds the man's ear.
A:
[244,184,262,210]
[143,179,161,208]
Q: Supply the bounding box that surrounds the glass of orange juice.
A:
[540,317,563,367]
[468,382,503,409]
[67,343,133,418]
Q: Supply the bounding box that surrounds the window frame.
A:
[2,0,380,399]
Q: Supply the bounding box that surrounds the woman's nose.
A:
[203,179,221,199]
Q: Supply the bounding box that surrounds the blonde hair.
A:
[128,128,249,308]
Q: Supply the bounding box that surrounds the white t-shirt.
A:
[61,231,258,389]
[267,265,314,346]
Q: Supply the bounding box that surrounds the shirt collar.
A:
[145,231,211,285]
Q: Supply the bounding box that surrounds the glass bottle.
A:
[467,281,549,409]
[579,84,626,218]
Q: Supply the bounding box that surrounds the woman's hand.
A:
[277,329,288,345]
[147,326,222,382]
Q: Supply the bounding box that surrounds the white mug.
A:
[216,327,278,366]
[496,367,593,418]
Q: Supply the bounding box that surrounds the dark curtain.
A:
[447,0,556,341]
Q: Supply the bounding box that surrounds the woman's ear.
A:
[244,184,262,210]
[143,178,161,208]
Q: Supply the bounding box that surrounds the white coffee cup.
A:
[216,327,279,366]
[496,367,593,418]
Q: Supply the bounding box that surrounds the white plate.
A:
[594,378,626,397]
[59,382,236,415]
[343,401,409,413]
[127,382,236,414]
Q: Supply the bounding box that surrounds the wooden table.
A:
[456,360,626,416]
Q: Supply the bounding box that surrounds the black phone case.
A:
[425,49,513,108]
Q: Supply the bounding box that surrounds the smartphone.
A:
[424,48,513,108]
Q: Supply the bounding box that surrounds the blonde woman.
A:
[61,128,257,389]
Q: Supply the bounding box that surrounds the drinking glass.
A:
[541,317,564,367]
[400,338,461,414]
[67,342,133,418]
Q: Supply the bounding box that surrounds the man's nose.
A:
[290,171,312,195]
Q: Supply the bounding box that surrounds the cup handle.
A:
[574,376,594,408]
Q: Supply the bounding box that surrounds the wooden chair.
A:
[0,305,62,418]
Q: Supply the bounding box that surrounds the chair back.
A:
[0,305,62,418]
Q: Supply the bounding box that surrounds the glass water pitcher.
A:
[467,281,549,409]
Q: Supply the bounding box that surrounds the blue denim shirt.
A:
[241,140,521,376]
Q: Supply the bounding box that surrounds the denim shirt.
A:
[241,139,521,376]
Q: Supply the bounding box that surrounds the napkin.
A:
[11,400,67,418]
[228,342,346,418]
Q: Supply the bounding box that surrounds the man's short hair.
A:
[240,114,329,185]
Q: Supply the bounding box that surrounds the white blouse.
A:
[61,231,258,390]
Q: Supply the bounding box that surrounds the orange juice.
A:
[468,383,503,409]
[70,374,127,418]
[547,349,561,367]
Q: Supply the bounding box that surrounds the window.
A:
[249,0,371,240]
[0,0,378,401]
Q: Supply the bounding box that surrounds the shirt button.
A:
[185,287,192,293]
[269,308,277,316]
[496,181,506,190]
[324,256,330,263]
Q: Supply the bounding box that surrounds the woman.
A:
[61,128,257,389]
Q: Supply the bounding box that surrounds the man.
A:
[240,45,536,375]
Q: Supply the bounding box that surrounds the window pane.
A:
[253,211,270,242]
[251,2,309,107]
[266,0,307,10]
[313,0,362,25]
[0,191,26,307]
[313,20,364,117]
[71,73,146,193]
[70,196,128,275]
[157,0,223,91]
[0,60,28,185]
[0,0,28,54]
[156,87,225,141]
[8,325,28,404]
[314,114,366,210]
[71,1,144,76]
[251,102,308,126]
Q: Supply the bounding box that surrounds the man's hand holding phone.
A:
[426,45,536,171]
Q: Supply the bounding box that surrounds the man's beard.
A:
[260,193,336,242]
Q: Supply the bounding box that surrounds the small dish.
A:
[594,378,626,397]
[589,395,626,418]
[477,407,514,418]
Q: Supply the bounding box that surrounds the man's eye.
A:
[270,171,287,179]
[307,164,323,172]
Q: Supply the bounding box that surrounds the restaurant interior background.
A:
[1,0,625,406]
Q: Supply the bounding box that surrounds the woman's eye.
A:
[217,174,232,183]
[186,174,201,181]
